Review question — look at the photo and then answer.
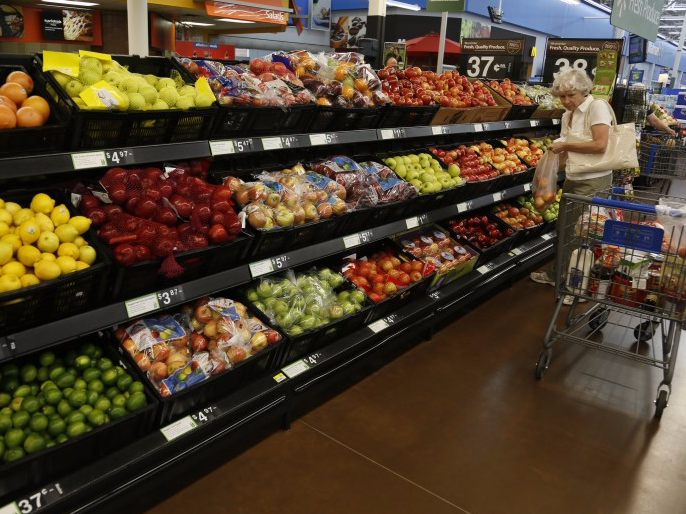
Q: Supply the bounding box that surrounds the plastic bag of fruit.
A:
[358,161,419,202]
[531,151,559,210]
[311,156,378,208]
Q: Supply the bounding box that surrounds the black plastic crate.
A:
[482,82,538,121]
[376,104,438,128]
[0,339,158,503]
[308,105,384,132]
[212,103,314,138]
[247,216,347,259]
[0,190,110,336]
[35,54,218,150]
[0,56,70,157]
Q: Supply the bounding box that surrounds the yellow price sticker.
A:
[79,50,112,61]
[42,50,79,77]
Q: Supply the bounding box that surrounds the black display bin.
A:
[211,103,314,138]
[307,105,384,132]
[0,55,70,157]
[35,54,218,150]
[376,104,439,128]
[0,339,158,504]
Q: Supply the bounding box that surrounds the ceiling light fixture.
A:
[558,0,580,5]
[218,18,256,23]
[181,21,215,26]
[42,0,99,6]
[387,0,421,10]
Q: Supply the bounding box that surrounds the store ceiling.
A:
[594,0,686,42]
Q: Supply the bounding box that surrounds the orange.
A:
[316,97,331,106]
[354,77,368,91]
[0,95,17,113]
[341,84,354,100]
[0,105,16,129]
[16,106,43,127]
[334,66,348,81]
[6,71,33,94]
[0,83,27,106]
[21,96,50,123]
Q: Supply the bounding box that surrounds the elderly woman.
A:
[530,68,616,300]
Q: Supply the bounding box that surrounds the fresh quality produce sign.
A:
[459,39,524,80]
[542,38,622,83]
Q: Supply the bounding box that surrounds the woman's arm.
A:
[647,112,677,136]
[549,123,609,154]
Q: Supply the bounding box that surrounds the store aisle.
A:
[144,274,686,514]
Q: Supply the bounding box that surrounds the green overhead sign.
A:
[426,0,464,12]
[610,0,665,41]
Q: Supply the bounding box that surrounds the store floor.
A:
[144,274,686,514]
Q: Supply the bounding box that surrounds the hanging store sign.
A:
[459,39,523,80]
[610,0,664,42]
[205,0,289,25]
[542,38,623,83]
[310,0,330,31]
[426,0,465,12]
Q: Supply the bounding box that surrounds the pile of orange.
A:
[0,70,51,130]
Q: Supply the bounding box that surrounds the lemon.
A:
[34,260,61,281]
[3,202,20,216]
[0,222,9,237]
[1,234,21,252]
[0,275,21,293]
[57,242,80,260]
[50,205,70,227]
[56,256,76,274]
[67,216,91,235]
[40,252,56,261]
[55,224,78,244]
[18,219,40,245]
[20,274,40,288]
[78,245,96,265]
[16,246,41,267]
[73,236,87,248]
[30,193,56,215]
[2,262,25,278]
[0,198,4,209]
[0,210,11,225]
[75,261,90,271]
[13,208,35,227]
[0,241,12,266]
[34,213,54,233]
[37,232,59,254]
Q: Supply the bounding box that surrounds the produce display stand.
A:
[0,118,560,514]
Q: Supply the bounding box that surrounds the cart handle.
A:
[589,196,657,214]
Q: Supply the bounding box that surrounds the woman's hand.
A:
[550,141,566,154]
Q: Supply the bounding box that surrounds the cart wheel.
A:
[655,390,668,419]
[589,309,609,330]
[634,321,656,342]
[535,350,551,379]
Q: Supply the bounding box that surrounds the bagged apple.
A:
[531,151,559,211]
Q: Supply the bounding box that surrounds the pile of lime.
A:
[0,342,148,463]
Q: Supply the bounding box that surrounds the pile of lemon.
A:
[0,193,96,293]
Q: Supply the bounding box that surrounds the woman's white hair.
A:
[551,68,593,96]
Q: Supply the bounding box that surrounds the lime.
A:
[4,447,25,462]
[46,440,56,448]
[108,406,127,419]
[0,392,10,407]
[129,381,145,394]
[41,405,56,417]
[65,410,85,425]
[29,384,40,396]
[0,363,18,378]
[82,367,101,382]
[0,407,10,416]
[48,366,66,382]
[38,351,56,367]
[55,433,68,444]
[116,374,132,392]
[94,396,111,412]
[29,412,48,432]
[104,386,119,400]
[78,404,93,416]
[19,364,37,383]
[62,388,73,398]
[21,396,40,414]
[111,394,127,409]
[47,418,66,437]
[101,368,119,386]
[114,366,126,377]
[67,389,87,409]
[0,414,11,434]
[87,409,107,427]
[74,355,91,371]
[44,388,62,406]
[0,377,19,394]
[36,366,49,382]
[73,378,87,390]
[55,373,75,389]
[11,411,29,429]
[86,390,99,406]
[65,367,78,377]
[13,384,31,398]
[125,391,147,412]
[56,399,72,417]
[79,343,99,359]
[23,432,46,454]
[97,358,114,371]
[87,379,104,394]
[66,421,88,438]
[40,380,58,391]
[10,397,23,411]
[4,427,25,449]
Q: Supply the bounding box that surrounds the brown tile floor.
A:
[145,275,686,514]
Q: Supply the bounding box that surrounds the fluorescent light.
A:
[218,18,256,23]
[42,0,98,6]
[387,0,421,10]
[664,6,686,10]
[182,21,215,26]
[558,0,580,4]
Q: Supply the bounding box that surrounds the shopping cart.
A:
[637,133,686,195]
[535,188,686,419]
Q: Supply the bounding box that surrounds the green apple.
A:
[337,290,351,302]
[385,157,396,168]
[256,281,273,299]
[406,170,419,181]
[328,274,344,288]
[410,179,422,189]
[421,183,434,194]
[272,299,289,315]
[395,164,406,176]
[328,304,344,319]
[288,325,304,336]
[263,296,277,309]
[349,290,366,304]
[448,164,461,177]
[440,177,453,188]
[246,289,259,302]
[340,301,356,316]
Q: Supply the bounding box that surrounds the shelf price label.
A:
[473,123,483,132]
[530,119,540,127]
[6,483,64,514]
[233,138,256,153]
[492,192,503,202]
[282,359,310,378]
[477,263,496,274]
[209,140,235,156]
[511,247,523,255]
[160,416,197,441]
[105,148,135,166]
[523,183,532,192]
[405,214,428,229]
[552,119,560,125]
[429,291,441,300]
[379,128,406,140]
[71,151,107,170]
[309,133,327,146]
[261,137,283,151]
[303,353,322,366]
[124,292,159,318]
[541,232,554,241]
[504,121,512,129]
[280,135,299,148]
[157,286,184,307]
[456,200,474,213]
[271,254,290,270]
[482,123,491,132]
[249,259,274,278]
[190,405,221,425]
[325,133,339,145]
[343,233,361,249]
[368,319,389,333]
[432,125,448,135]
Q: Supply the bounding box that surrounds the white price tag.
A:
[0,503,20,514]
[477,265,491,275]
[511,247,523,255]
[552,119,560,125]
[541,233,553,241]
[309,133,327,146]
[473,123,483,132]
[380,129,394,140]
[524,183,532,192]
[343,233,361,249]
[160,416,197,441]
[282,360,310,378]
[431,126,444,135]
[209,140,235,156]
[405,217,419,229]
[368,319,389,333]
[125,293,159,318]
[71,151,107,170]
[530,119,540,127]
[493,192,503,201]
[456,202,468,213]
[249,259,274,278]
[262,137,283,150]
